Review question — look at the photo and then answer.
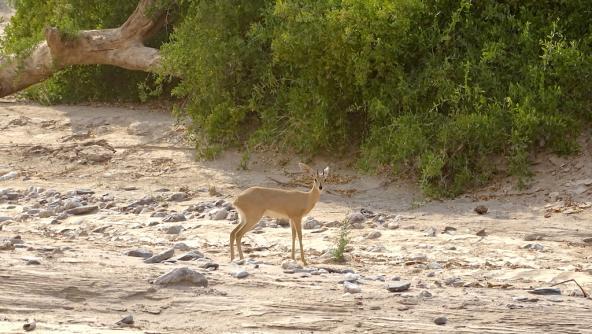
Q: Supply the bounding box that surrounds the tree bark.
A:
[0,0,166,98]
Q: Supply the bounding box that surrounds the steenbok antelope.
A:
[230,163,329,265]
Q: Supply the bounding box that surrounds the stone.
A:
[76,189,95,195]
[177,250,204,261]
[419,290,433,298]
[200,262,219,270]
[66,205,98,215]
[0,239,15,250]
[208,208,228,220]
[523,243,544,251]
[131,195,156,206]
[163,225,183,235]
[163,213,186,222]
[303,217,321,229]
[168,192,188,202]
[524,233,545,241]
[444,277,464,287]
[513,296,539,302]
[125,249,153,259]
[281,260,302,271]
[365,231,381,239]
[234,269,249,279]
[173,242,191,251]
[144,248,175,263]
[344,273,360,282]
[386,281,411,292]
[386,222,400,230]
[347,212,366,225]
[344,281,361,294]
[23,319,36,331]
[0,216,12,223]
[424,227,437,237]
[528,287,561,295]
[476,229,488,237]
[0,171,18,181]
[154,267,208,287]
[583,238,592,244]
[116,314,134,326]
[434,316,447,325]
[474,205,488,215]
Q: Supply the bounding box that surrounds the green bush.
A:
[4,0,592,196]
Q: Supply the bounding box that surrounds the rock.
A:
[23,319,36,331]
[76,189,95,195]
[476,229,488,237]
[234,269,249,279]
[0,171,18,181]
[386,221,400,230]
[424,227,437,237]
[163,225,183,235]
[386,281,411,292]
[582,238,592,244]
[66,205,98,215]
[524,233,544,241]
[131,195,156,206]
[92,225,111,233]
[366,231,381,239]
[281,260,302,271]
[127,121,151,135]
[208,208,228,220]
[200,262,219,270]
[144,248,175,263]
[344,281,361,294]
[513,296,539,302]
[125,249,153,259]
[528,287,561,295]
[116,314,134,326]
[78,145,113,163]
[303,217,321,229]
[163,213,186,222]
[168,192,188,202]
[0,216,12,223]
[38,210,53,218]
[523,243,544,251]
[346,212,366,225]
[173,242,191,251]
[0,239,15,250]
[419,290,433,298]
[434,316,447,325]
[344,273,360,282]
[474,205,488,215]
[177,250,204,261]
[154,267,208,287]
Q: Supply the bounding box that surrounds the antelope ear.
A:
[323,166,330,177]
[298,162,314,175]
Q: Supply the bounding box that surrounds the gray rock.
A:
[434,316,447,325]
[386,222,400,230]
[344,273,360,282]
[63,199,82,210]
[125,249,153,259]
[38,210,53,218]
[76,189,95,195]
[444,277,464,287]
[23,319,36,332]
[366,231,381,239]
[234,269,249,279]
[524,233,545,241]
[303,217,321,229]
[116,314,134,326]
[177,250,204,261]
[346,212,366,225]
[584,238,592,244]
[513,296,539,302]
[66,205,98,215]
[0,216,12,223]
[528,287,561,295]
[344,281,361,294]
[523,243,544,251]
[168,192,188,202]
[281,260,302,271]
[163,213,186,222]
[200,262,219,270]
[424,227,437,237]
[163,225,183,235]
[173,242,191,251]
[130,195,156,206]
[0,239,15,250]
[419,290,433,298]
[208,208,228,220]
[153,267,208,287]
[386,281,411,292]
[144,248,175,263]
[0,171,18,181]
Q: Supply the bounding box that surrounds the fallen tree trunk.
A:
[0,0,166,98]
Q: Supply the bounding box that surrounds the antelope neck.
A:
[306,182,321,212]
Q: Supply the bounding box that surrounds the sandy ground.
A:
[1,3,592,334]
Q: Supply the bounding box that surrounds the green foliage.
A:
[160,0,592,196]
[1,0,163,103]
[332,219,351,263]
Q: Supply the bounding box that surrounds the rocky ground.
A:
[0,100,591,334]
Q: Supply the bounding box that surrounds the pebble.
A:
[200,262,219,270]
[365,231,381,239]
[434,316,448,325]
[476,229,488,237]
[474,205,488,215]
[162,213,186,222]
[23,319,36,331]
[144,248,175,263]
[173,242,191,251]
[528,287,561,295]
[344,273,360,282]
[523,243,544,251]
[524,233,545,241]
[153,267,208,287]
[66,205,98,215]
[281,260,302,271]
[344,281,361,294]
[116,314,134,326]
[303,217,322,229]
[208,208,228,220]
[125,249,153,259]
[168,192,188,202]
[234,269,249,279]
[163,225,183,235]
[177,250,204,261]
[0,171,18,181]
[346,212,366,225]
[419,290,433,298]
[386,221,400,229]
[513,296,539,302]
[424,227,437,237]
[444,277,464,287]
[386,281,411,292]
